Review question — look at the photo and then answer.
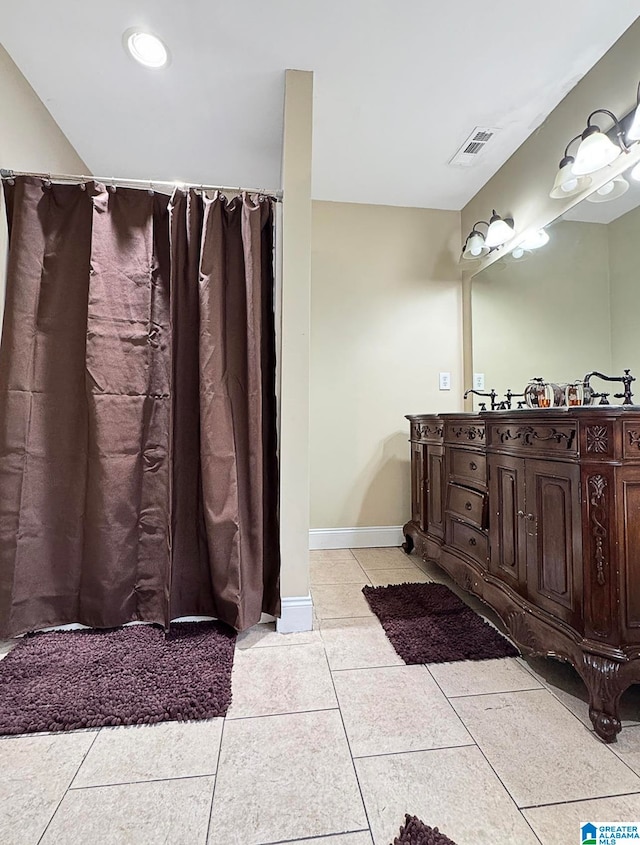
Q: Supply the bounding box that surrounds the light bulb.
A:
[125,30,169,68]
[511,247,525,259]
[561,178,578,193]
[519,229,549,250]
[597,181,615,196]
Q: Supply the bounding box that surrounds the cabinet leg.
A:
[579,654,624,743]
[401,533,414,555]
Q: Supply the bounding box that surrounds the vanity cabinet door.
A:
[410,443,427,530]
[488,455,527,594]
[426,445,445,539]
[525,459,582,628]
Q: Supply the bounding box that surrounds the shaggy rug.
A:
[363,582,518,664]
[392,814,458,845]
[0,621,236,735]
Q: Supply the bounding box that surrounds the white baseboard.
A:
[309,525,404,550]
[276,595,313,633]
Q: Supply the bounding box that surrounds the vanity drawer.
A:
[449,519,489,567]
[446,483,486,529]
[449,448,486,490]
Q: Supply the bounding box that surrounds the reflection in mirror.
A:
[470,159,640,412]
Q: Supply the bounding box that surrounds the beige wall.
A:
[472,221,611,403]
[0,45,88,337]
[310,201,462,529]
[608,203,640,378]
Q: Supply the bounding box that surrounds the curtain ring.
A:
[147,182,154,196]
[108,180,116,193]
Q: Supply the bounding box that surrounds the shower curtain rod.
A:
[0,169,283,200]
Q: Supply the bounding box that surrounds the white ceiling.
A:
[2,1,640,209]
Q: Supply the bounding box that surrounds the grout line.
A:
[251,828,371,845]
[311,583,370,589]
[224,706,340,723]
[426,667,543,845]
[446,687,545,700]
[445,686,543,698]
[205,718,226,845]
[351,743,476,760]
[69,772,217,791]
[0,726,100,741]
[314,615,375,622]
[330,664,407,673]
[235,640,321,652]
[37,729,100,845]
[520,789,640,811]
[321,644,374,842]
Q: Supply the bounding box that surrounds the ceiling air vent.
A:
[448,127,500,167]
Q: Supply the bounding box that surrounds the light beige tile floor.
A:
[3,546,640,845]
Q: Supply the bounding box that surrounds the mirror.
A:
[470,160,640,410]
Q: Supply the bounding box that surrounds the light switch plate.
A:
[473,372,485,391]
[439,372,451,390]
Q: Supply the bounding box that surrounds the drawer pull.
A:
[468,537,477,547]
[469,461,478,471]
[465,501,473,511]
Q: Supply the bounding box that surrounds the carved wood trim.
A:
[580,653,624,742]
[496,425,576,449]
[628,429,640,449]
[451,425,485,442]
[504,609,538,651]
[588,475,607,587]
[586,425,609,454]
[412,423,444,440]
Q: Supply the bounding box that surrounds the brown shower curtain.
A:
[0,176,280,638]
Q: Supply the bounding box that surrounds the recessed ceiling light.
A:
[124,29,169,69]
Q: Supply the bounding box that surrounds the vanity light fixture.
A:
[506,246,528,262]
[549,135,593,198]
[519,229,549,250]
[585,174,629,203]
[484,210,515,248]
[572,109,628,176]
[461,221,490,260]
[124,29,170,68]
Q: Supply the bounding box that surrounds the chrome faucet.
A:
[463,388,498,411]
[583,369,635,405]
[505,389,526,410]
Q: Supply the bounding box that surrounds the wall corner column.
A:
[277,69,313,630]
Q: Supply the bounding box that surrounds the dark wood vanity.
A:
[403,407,640,742]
